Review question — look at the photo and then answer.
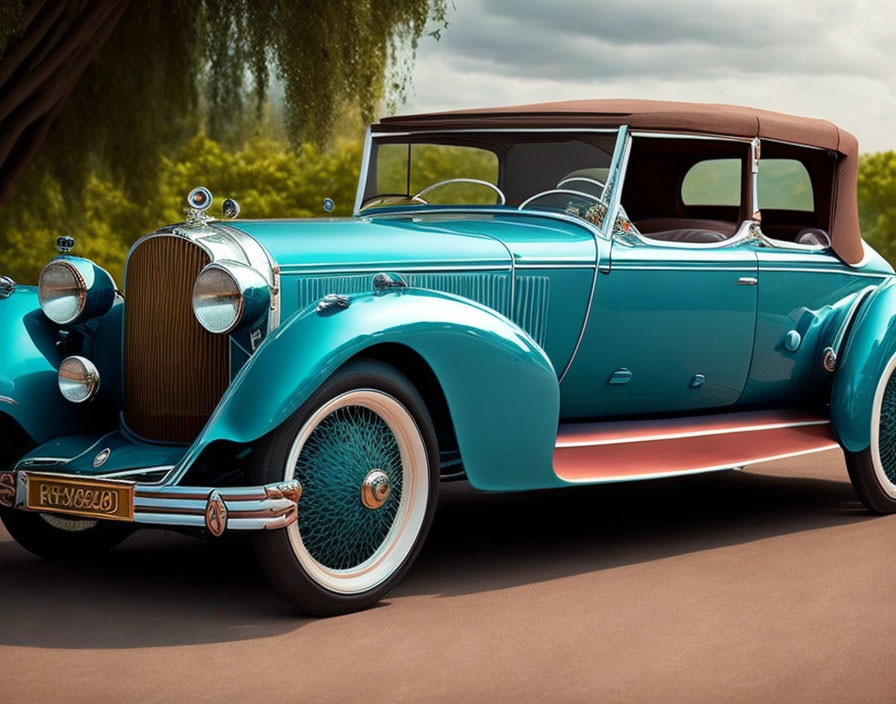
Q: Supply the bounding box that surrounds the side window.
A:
[681,159,742,207]
[758,159,814,211]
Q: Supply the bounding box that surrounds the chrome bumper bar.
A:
[0,471,301,536]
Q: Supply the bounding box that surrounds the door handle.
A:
[737,277,758,286]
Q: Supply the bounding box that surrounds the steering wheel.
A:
[518,188,603,211]
[359,193,430,210]
[556,176,606,192]
[412,178,506,205]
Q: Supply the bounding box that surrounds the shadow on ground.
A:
[0,458,868,650]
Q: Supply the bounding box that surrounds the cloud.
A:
[400,0,896,151]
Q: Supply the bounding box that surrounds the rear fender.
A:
[831,278,896,452]
[182,289,562,491]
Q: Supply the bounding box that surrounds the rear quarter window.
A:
[758,159,814,211]
[681,159,742,206]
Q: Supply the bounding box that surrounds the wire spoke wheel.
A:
[872,360,896,498]
[284,389,430,595]
[251,360,438,614]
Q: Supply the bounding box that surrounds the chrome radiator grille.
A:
[124,236,230,443]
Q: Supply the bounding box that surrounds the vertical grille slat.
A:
[124,236,229,443]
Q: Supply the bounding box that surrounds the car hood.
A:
[224,209,596,273]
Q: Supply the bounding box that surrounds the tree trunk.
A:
[0,0,131,205]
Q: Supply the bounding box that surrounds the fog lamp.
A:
[58,356,100,403]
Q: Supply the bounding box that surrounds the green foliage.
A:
[0,133,362,284]
[376,143,501,205]
[858,151,896,264]
[0,0,447,208]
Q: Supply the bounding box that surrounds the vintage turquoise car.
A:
[2,99,895,615]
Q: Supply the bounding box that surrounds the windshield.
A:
[360,131,618,214]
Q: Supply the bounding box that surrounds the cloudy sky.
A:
[401,0,896,151]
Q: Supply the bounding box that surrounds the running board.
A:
[554,410,839,484]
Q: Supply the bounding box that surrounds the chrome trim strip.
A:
[555,419,831,448]
[760,267,889,278]
[278,264,512,275]
[612,265,757,272]
[630,130,756,144]
[511,256,595,264]
[514,263,595,270]
[0,396,17,406]
[354,125,373,215]
[98,466,174,482]
[371,128,619,137]
[558,444,840,485]
[751,137,761,217]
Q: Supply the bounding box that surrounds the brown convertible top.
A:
[376,99,864,265]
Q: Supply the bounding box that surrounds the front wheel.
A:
[0,509,131,560]
[845,356,896,513]
[250,360,439,616]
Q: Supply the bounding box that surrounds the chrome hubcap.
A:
[361,469,391,509]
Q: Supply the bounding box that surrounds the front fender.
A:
[185,289,561,491]
[0,285,81,443]
[831,278,896,452]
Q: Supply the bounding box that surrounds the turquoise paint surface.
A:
[232,210,596,374]
[832,278,896,452]
[739,250,890,407]
[561,240,759,417]
[17,431,186,475]
[0,286,83,443]
[181,288,562,491]
[0,286,123,447]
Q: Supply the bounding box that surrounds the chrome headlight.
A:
[58,356,100,403]
[38,258,115,325]
[192,261,270,334]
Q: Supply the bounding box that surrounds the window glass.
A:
[758,159,814,211]
[375,143,499,205]
[681,159,742,206]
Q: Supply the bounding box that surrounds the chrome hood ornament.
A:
[185,186,214,226]
[185,187,241,224]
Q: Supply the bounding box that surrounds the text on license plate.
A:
[26,474,134,521]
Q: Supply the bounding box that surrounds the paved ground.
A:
[1,450,895,703]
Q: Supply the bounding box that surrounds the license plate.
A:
[25,474,134,522]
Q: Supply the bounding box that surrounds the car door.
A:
[559,134,759,419]
[573,238,758,417]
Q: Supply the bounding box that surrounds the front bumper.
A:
[0,470,301,536]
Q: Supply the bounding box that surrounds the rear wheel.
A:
[250,360,439,616]
[845,354,896,513]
